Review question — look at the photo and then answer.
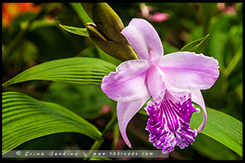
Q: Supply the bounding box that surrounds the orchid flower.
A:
[101,18,219,153]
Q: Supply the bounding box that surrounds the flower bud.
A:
[82,3,128,44]
[85,23,138,61]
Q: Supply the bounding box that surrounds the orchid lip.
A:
[145,91,199,154]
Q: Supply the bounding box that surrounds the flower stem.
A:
[111,124,120,150]
[83,111,117,160]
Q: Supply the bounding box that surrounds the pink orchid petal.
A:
[121,18,163,60]
[190,90,207,133]
[156,52,219,90]
[101,59,150,102]
[146,65,166,99]
[117,95,150,147]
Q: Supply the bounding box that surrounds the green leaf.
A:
[2,91,102,155]
[59,24,89,37]
[192,134,241,160]
[2,57,116,87]
[179,34,209,52]
[70,3,93,24]
[190,107,243,157]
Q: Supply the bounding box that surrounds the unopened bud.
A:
[86,23,138,61]
[85,23,108,42]
[81,3,128,44]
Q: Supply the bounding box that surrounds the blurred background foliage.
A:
[2,3,243,160]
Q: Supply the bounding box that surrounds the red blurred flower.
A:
[2,3,41,28]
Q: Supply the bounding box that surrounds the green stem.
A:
[4,25,28,57]
[222,46,242,78]
[83,112,117,160]
[111,123,119,150]
[111,101,119,150]
[70,3,93,24]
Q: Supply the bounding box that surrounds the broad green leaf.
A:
[179,34,209,52]
[59,24,89,37]
[192,134,241,160]
[2,91,102,155]
[70,3,93,24]
[138,106,243,156]
[190,107,243,157]
[2,57,116,87]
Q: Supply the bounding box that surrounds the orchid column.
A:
[101,18,219,154]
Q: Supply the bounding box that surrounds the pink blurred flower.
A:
[217,3,237,15]
[151,12,169,22]
[99,105,111,114]
[140,3,169,22]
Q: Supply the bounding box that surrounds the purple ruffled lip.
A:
[145,90,199,154]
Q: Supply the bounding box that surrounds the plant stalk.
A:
[83,112,117,160]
